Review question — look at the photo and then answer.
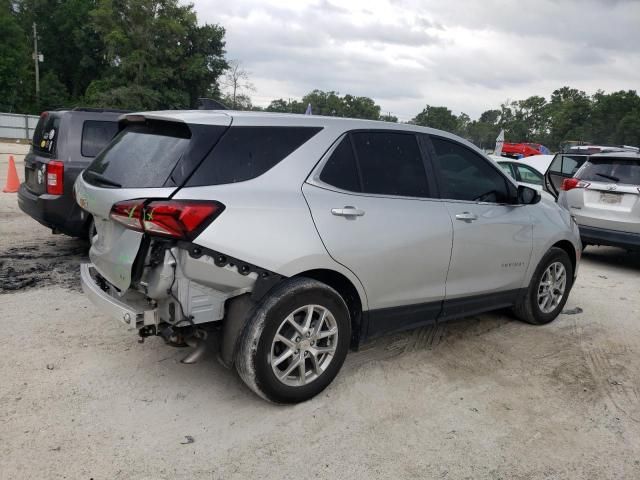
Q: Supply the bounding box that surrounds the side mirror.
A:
[517,185,541,205]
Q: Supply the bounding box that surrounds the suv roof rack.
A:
[51,107,130,113]
[71,107,131,113]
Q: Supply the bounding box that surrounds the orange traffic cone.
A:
[2,155,20,193]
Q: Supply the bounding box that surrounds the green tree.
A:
[87,0,227,109]
[411,105,459,132]
[0,0,30,112]
[546,87,592,149]
[379,113,398,123]
[590,90,640,145]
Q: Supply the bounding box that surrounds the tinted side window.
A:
[319,137,361,192]
[430,136,510,203]
[81,121,120,157]
[549,154,562,173]
[351,132,428,197]
[187,126,322,186]
[561,155,583,175]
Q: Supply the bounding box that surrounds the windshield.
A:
[578,157,640,185]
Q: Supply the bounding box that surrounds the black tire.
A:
[87,217,96,245]
[235,277,351,404]
[513,247,574,325]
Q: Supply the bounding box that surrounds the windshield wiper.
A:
[595,172,620,182]
[84,170,122,188]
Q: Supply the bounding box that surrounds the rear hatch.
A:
[24,112,62,195]
[75,113,231,291]
[563,155,640,233]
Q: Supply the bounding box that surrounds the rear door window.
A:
[81,120,119,157]
[84,121,191,188]
[186,126,322,186]
[350,131,429,197]
[430,136,511,203]
[579,157,640,185]
[561,155,582,176]
[319,137,362,192]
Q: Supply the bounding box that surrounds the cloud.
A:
[194,0,640,120]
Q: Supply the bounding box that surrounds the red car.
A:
[501,142,551,158]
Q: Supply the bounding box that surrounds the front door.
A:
[426,135,533,319]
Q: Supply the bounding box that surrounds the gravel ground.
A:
[1,146,640,480]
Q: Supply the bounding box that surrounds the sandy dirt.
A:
[1,145,640,479]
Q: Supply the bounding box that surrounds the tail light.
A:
[46,160,64,195]
[110,199,224,240]
[561,178,590,191]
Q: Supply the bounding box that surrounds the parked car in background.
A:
[75,111,581,403]
[18,108,126,242]
[545,145,638,196]
[500,142,552,158]
[557,152,640,250]
[494,156,545,188]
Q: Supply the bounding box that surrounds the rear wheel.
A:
[86,218,97,245]
[235,277,351,403]
[513,247,573,325]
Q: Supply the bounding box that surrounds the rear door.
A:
[567,156,640,233]
[426,135,533,316]
[75,115,231,291]
[303,131,453,335]
[544,153,587,197]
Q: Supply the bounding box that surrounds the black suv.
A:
[18,108,126,241]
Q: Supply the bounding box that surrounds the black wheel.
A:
[513,247,573,325]
[235,277,351,403]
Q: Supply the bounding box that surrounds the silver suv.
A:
[557,152,640,250]
[75,111,581,403]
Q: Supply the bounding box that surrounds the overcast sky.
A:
[194,0,640,121]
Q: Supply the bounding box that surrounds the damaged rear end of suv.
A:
[75,111,357,403]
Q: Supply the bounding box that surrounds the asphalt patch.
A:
[0,239,88,293]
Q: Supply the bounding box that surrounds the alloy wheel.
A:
[537,261,567,314]
[269,305,339,387]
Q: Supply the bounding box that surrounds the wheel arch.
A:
[551,239,577,274]
[292,268,364,349]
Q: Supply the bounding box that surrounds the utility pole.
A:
[33,22,40,103]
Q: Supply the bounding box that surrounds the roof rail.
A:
[71,107,131,113]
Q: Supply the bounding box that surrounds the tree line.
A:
[2,0,638,150]
[410,87,640,151]
[2,0,228,112]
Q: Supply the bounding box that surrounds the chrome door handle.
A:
[331,206,365,217]
[455,212,478,222]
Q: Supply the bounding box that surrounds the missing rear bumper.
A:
[80,263,156,329]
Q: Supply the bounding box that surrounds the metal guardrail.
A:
[0,112,39,140]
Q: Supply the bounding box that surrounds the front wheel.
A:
[513,247,574,325]
[235,277,351,403]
